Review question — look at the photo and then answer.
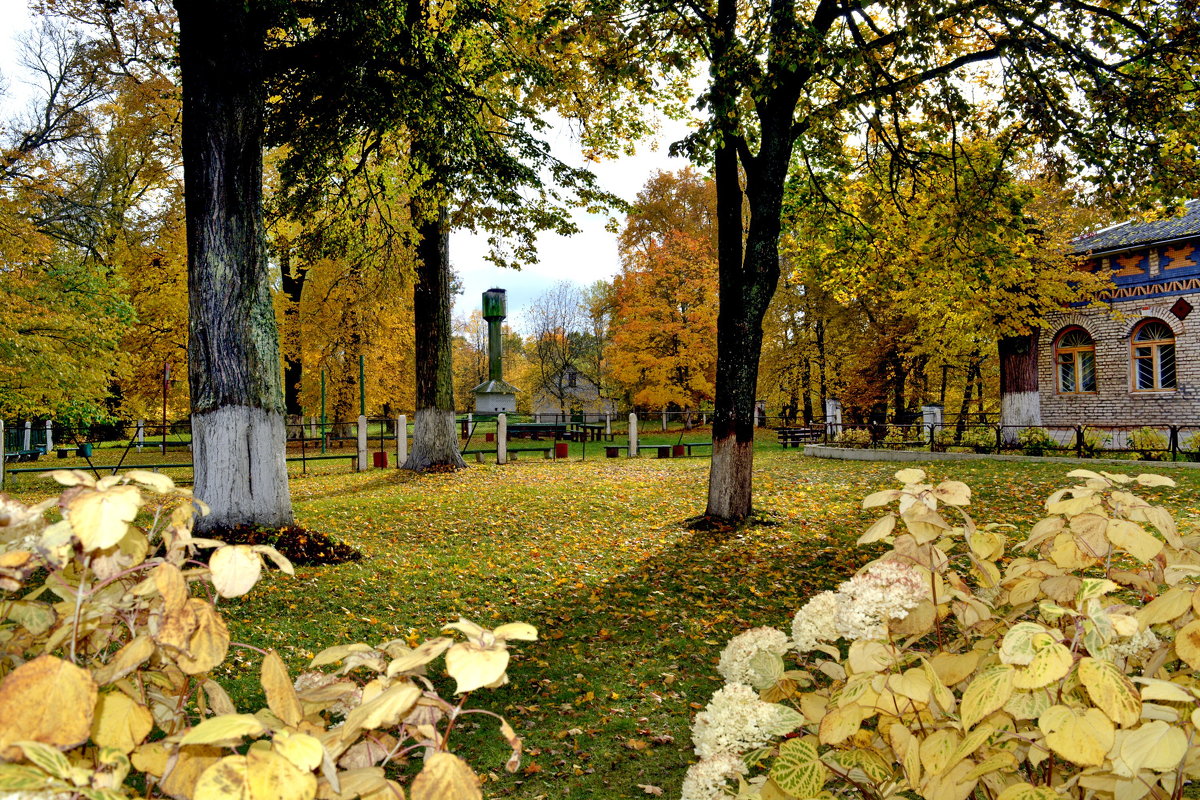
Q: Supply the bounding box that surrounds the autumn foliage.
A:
[0,472,534,798]
[693,468,1200,800]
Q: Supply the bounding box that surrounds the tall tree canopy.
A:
[607,0,1200,520]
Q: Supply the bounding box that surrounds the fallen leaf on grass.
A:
[638,785,664,796]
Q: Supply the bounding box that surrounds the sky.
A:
[0,1,696,334]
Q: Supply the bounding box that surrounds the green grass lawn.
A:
[207,453,1200,798]
[8,449,1199,798]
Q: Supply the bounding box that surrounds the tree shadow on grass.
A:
[478,518,884,799]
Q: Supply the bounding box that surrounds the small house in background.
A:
[531,365,615,422]
[1040,200,1200,426]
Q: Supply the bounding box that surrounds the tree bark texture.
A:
[404,206,465,471]
[999,330,1042,438]
[176,0,293,528]
[704,0,791,520]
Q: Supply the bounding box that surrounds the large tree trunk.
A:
[999,331,1041,440]
[705,38,789,518]
[176,0,292,530]
[404,205,465,471]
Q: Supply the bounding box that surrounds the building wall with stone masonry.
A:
[1039,235,1200,429]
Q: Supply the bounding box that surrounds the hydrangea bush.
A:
[686,467,1200,800]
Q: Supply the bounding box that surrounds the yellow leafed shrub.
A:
[0,470,534,799]
[688,467,1200,800]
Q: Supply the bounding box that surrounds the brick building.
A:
[1040,200,1200,426]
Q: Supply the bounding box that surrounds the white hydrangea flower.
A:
[717,627,790,686]
[791,560,926,651]
[1110,627,1160,659]
[833,560,926,641]
[791,590,840,653]
[680,753,747,800]
[692,682,784,760]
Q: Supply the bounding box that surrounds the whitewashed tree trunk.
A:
[706,437,755,520]
[497,413,507,465]
[192,408,292,529]
[404,408,465,471]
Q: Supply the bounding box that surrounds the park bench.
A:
[681,441,712,456]
[777,426,823,448]
[507,446,555,460]
[4,449,45,463]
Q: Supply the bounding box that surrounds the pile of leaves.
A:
[206,524,362,566]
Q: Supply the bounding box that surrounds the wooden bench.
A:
[777,427,823,448]
[4,449,44,463]
[682,441,712,456]
[506,446,554,460]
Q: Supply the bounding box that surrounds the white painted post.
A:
[628,413,638,457]
[357,414,368,471]
[605,413,611,439]
[396,415,406,467]
[825,398,842,439]
[308,416,317,438]
[661,408,668,432]
[136,420,145,452]
[497,413,508,465]
[22,421,31,452]
[45,420,53,452]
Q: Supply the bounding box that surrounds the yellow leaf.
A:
[996,783,1063,800]
[194,749,317,800]
[160,744,223,798]
[919,729,960,776]
[1039,705,1113,766]
[770,736,827,797]
[67,485,143,551]
[1106,520,1162,562]
[209,545,263,598]
[273,730,324,772]
[818,703,865,745]
[175,599,230,675]
[444,642,509,694]
[863,490,901,509]
[181,714,268,747]
[858,514,896,545]
[1137,587,1192,626]
[385,637,453,676]
[262,651,303,727]
[492,622,538,641]
[94,635,156,685]
[895,469,926,484]
[92,691,153,753]
[929,652,979,686]
[1078,657,1141,726]
[933,481,971,506]
[0,654,97,758]
[1013,641,1072,689]
[960,665,1014,730]
[1175,619,1200,669]
[1114,721,1187,777]
[339,682,420,743]
[410,752,481,800]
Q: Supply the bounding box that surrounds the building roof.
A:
[1071,200,1200,255]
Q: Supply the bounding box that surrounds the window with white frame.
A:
[1054,327,1097,393]
[1131,319,1176,391]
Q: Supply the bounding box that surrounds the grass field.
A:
[8,449,1200,798]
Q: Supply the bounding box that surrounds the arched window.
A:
[1055,327,1096,393]
[1132,319,1176,391]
